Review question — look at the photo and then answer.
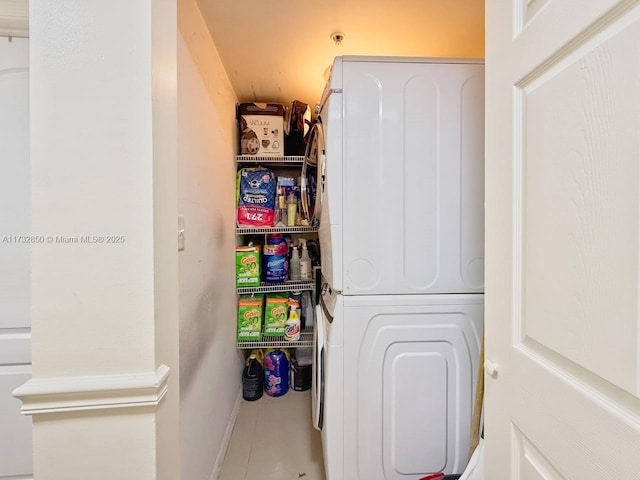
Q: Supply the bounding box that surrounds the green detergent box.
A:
[235,245,261,287]
[263,293,289,336]
[237,295,264,341]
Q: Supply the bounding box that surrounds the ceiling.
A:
[197,0,485,110]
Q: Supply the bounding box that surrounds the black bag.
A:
[284,100,311,156]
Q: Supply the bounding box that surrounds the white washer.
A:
[313,284,344,480]
[313,285,483,479]
[316,56,485,296]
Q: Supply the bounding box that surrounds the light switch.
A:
[178,214,185,252]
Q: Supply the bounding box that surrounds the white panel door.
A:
[0,36,32,479]
[486,1,640,478]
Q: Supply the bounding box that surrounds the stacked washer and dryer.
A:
[309,56,485,479]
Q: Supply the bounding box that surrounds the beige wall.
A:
[29,0,157,379]
[177,1,242,479]
[152,0,180,478]
[20,1,180,478]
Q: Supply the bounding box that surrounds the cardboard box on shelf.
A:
[237,102,285,156]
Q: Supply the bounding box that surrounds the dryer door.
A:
[302,122,325,226]
[342,294,483,478]
[311,302,326,431]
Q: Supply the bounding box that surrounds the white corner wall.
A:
[0,35,32,478]
[152,0,180,479]
[177,1,242,479]
[0,36,30,329]
[17,1,180,479]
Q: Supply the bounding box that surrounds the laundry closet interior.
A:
[6,2,640,480]
[177,1,487,479]
[0,2,484,479]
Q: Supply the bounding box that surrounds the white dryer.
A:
[314,56,485,296]
[313,285,483,479]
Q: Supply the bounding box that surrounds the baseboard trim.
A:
[12,364,170,415]
[209,388,242,480]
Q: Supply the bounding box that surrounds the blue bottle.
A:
[263,234,288,283]
[264,349,289,397]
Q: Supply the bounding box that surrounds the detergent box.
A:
[237,295,264,341]
[263,293,289,336]
[235,245,261,287]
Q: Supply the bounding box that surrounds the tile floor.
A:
[220,389,326,480]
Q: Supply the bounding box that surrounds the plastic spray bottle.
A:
[300,240,312,280]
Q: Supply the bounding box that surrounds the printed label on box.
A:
[238,103,284,156]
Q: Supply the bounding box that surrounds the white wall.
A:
[0,37,30,328]
[16,1,180,478]
[29,0,156,378]
[152,0,181,478]
[0,35,32,478]
[177,1,242,479]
